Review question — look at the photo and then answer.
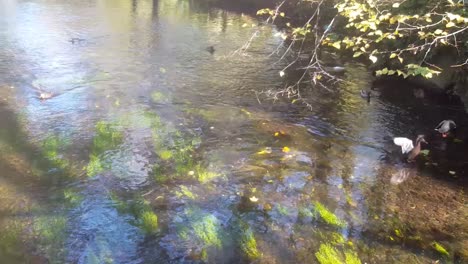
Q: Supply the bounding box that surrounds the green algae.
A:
[192,214,222,248]
[344,250,362,264]
[315,243,342,264]
[195,164,220,183]
[240,227,261,260]
[315,243,362,264]
[151,91,167,103]
[34,215,67,263]
[86,121,123,177]
[141,211,159,234]
[41,136,70,169]
[175,185,197,199]
[314,202,346,227]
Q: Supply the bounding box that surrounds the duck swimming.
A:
[434,120,456,138]
[393,135,428,162]
[206,46,215,54]
[360,89,371,102]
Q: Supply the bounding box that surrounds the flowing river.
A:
[0,0,467,263]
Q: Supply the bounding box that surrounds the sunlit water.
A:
[0,0,467,263]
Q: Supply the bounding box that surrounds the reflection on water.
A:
[0,0,467,263]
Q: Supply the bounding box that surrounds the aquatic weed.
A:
[315,243,342,264]
[195,164,220,183]
[240,227,261,260]
[141,211,159,234]
[314,202,346,227]
[175,186,197,199]
[344,250,362,264]
[192,214,222,248]
[315,243,362,264]
[34,215,67,263]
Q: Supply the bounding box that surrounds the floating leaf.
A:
[432,242,449,256]
[257,147,272,155]
[353,52,363,58]
[420,149,430,156]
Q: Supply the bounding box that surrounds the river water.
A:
[0,0,467,263]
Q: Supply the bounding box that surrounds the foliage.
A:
[256,0,468,95]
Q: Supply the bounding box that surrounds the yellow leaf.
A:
[279,71,285,77]
[332,41,341,50]
[426,17,432,23]
[249,196,259,202]
[434,29,443,35]
[398,56,403,63]
[446,22,455,28]
[316,74,322,80]
[257,147,272,155]
[280,12,285,17]
[274,132,280,136]
[390,53,397,59]
[242,23,248,28]
[282,146,290,153]
[392,3,400,8]
[369,55,378,63]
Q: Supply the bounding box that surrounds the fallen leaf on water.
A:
[257,147,272,155]
[420,149,430,155]
[282,146,290,153]
[249,196,259,202]
[432,242,449,256]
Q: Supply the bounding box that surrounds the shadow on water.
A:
[0,101,78,263]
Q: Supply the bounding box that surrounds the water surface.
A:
[0,0,467,263]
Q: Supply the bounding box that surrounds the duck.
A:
[434,120,456,138]
[393,135,428,162]
[360,89,371,102]
[206,46,215,54]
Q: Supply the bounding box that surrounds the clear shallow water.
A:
[0,0,467,263]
